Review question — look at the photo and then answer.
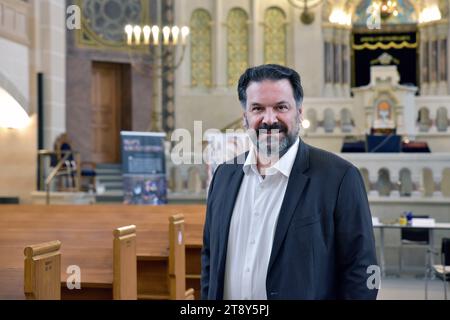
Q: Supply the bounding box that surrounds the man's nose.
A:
[262,108,278,125]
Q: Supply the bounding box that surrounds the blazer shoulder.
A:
[215,152,247,172]
[306,143,356,173]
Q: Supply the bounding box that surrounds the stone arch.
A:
[418,107,432,132]
[340,108,353,133]
[441,168,450,197]
[422,167,435,197]
[399,168,413,197]
[359,167,370,193]
[0,70,29,114]
[377,168,391,196]
[305,109,318,133]
[436,107,449,132]
[323,108,336,133]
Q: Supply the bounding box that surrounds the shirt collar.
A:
[243,138,300,178]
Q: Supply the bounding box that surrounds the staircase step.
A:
[97,176,123,182]
[95,169,122,175]
[95,190,124,204]
[101,179,123,188]
[96,163,122,170]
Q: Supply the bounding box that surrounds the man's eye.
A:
[252,107,262,112]
[278,105,288,110]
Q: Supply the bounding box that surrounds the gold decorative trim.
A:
[352,41,417,50]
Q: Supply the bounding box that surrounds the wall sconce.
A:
[419,5,442,24]
[329,8,352,26]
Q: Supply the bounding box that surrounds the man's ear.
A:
[243,112,249,129]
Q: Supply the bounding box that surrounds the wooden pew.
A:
[137,214,195,300]
[113,225,137,300]
[62,224,138,300]
[24,240,61,300]
[0,205,206,300]
[170,215,195,300]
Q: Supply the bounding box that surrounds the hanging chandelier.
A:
[372,0,399,20]
[287,0,323,25]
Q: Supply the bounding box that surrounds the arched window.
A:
[359,168,370,193]
[417,107,432,132]
[340,108,353,133]
[227,8,249,87]
[441,168,450,197]
[422,168,435,197]
[264,7,286,65]
[190,9,212,88]
[399,168,413,197]
[323,108,336,133]
[436,107,449,132]
[377,168,391,196]
[305,109,318,133]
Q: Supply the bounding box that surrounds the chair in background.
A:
[51,133,96,192]
[50,133,77,191]
[425,238,450,300]
[398,215,431,276]
[24,240,61,300]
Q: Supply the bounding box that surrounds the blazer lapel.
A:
[267,141,310,274]
[216,157,245,299]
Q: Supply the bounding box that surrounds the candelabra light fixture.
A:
[370,0,399,20]
[124,24,190,132]
[124,24,190,47]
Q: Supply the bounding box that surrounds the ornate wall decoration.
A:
[77,0,148,48]
[353,0,417,26]
[264,7,287,66]
[190,9,212,88]
[227,8,249,87]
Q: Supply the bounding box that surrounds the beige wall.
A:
[0,0,34,203]
[0,0,65,202]
[0,116,37,203]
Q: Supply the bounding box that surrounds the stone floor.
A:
[378,276,448,300]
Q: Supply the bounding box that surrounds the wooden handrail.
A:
[45,152,71,205]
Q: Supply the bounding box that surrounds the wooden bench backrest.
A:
[24,240,61,300]
[113,225,137,300]
[168,214,195,300]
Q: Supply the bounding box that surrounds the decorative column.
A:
[436,20,448,95]
[323,23,351,98]
[162,0,176,136]
[419,24,430,95]
[332,28,341,97]
[322,24,334,97]
[429,26,438,95]
[338,25,351,97]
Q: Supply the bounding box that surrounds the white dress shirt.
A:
[223,138,300,300]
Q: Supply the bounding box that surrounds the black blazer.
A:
[201,140,378,300]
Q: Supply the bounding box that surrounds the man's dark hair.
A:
[237,64,304,109]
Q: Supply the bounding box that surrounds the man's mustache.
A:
[256,123,288,137]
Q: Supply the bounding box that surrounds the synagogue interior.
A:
[0,0,449,300]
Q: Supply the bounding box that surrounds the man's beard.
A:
[247,119,300,159]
